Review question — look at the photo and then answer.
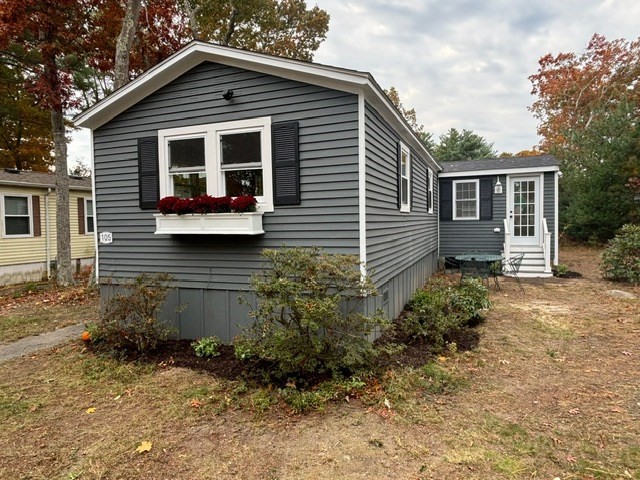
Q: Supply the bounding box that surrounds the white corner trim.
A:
[90,129,99,282]
[554,170,559,265]
[358,94,367,276]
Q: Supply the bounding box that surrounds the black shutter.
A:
[272,122,300,206]
[439,179,452,220]
[479,178,493,220]
[410,157,414,210]
[396,142,402,209]
[138,137,159,209]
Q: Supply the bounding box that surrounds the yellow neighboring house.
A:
[0,168,95,286]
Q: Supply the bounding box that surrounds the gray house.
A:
[439,155,560,277]
[74,41,441,341]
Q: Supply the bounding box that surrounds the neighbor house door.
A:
[508,176,540,245]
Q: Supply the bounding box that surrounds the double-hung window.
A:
[399,143,410,212]
[85,198,95,234]
[2,195,32,237]
[453,179,479,220]
[159,117,273,212]
[427,169,434,214]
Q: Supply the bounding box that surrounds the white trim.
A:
[507,175,541,245]
[399,142,411,213]
[358,94,367,276]
[452,179,479,220]
[554,171,559,266]
[1,194,33,238]
[158,117,274,212]
[73,41,441,173]
[89,129,99,283]
[439,165,559,178]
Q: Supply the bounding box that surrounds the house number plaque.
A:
[99,232,113,244]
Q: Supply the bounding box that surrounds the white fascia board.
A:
[439,165,559,178]
[74,42,370,130]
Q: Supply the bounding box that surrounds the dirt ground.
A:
[0,244,638,479]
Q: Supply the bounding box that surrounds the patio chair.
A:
[459,251,493,289]
[503,253,525,294]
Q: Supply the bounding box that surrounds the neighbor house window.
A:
[85,198,94,234]
[158,117,273,212]
[399,143,410,212]
[453,179,479,220]
[2,195,32,237]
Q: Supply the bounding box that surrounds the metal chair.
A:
[503,253,525,294]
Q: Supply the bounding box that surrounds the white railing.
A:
[503,218,511,261]
[541,217,551,273]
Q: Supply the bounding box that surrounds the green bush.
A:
[552,264,569,277]
[601,224,640,284]
[234,247,388,381]
[402,278,490,351]
[94,273,176,353]
[192,336,222,358]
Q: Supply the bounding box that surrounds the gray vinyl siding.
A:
[364,103,438,319]
[94,62,359,339]
[543,171,556,261]
[439,175,505,257]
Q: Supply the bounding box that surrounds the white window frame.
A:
[428,168,434,214]
[399,142,411,213]
[158,117,274,212]
[453,179,479,220]
[1,194,33,238]
[84,197,95,235]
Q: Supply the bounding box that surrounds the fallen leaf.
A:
[566,454,577,463]
[622,351,632,356]
[499,359,510,365]
[438,356,447,362]
[190,399,203,409]
[568,408,580,415]
[136,441,152,453]
[86,407,96,414]
[384,398,392,409]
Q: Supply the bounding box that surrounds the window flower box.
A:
[154,212,264,235]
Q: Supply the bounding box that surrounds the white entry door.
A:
[509,176,540,245]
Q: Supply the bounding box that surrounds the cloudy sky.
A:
[69,0,640,164]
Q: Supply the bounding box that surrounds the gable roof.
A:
[73,41,440,170]
[0,169,92,191]
[439,154,560,178]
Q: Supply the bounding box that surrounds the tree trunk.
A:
[114,0,142,90]
[182,0,200,40]
[51,106,74,286]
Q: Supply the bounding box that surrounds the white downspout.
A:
[45,187,52,279]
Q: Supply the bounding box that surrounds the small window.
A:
[2,195,32,237]
[85,198,94,234]
[428,169,434,214]
[453,180,479,220]
[399,143,410,212]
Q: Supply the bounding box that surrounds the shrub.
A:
[234,247,388,381]
[94,273,176,353]
[552,264,569,277]
[192,336,222,358]
[402,278,490,351]
[157,196,180,215]
[601,224,640,284]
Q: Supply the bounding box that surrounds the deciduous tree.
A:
[384,86,435,151]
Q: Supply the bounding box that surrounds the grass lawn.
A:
[0,244,638,479]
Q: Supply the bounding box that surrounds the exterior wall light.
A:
[494,177,503,194]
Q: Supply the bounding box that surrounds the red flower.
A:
[230,195,257,213]
[157,196,180,214]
